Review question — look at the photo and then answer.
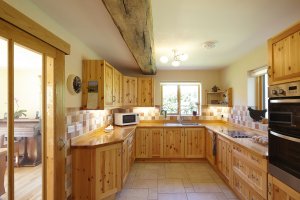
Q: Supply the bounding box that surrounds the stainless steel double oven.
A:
[268,81,300,192]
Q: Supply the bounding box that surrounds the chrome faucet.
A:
[161,110,167,119]
[178,113,183,123]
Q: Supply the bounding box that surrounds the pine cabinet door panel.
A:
[184,128,205,158]
[163,128,184,158]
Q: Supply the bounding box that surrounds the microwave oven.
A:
[114,113,139,126]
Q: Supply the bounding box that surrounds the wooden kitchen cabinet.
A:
[163,128,185,158]
[122,131,135,184]
[206,129,216,165]
[135,128,151,158]
[217,135,232,182]
[123,76,137,106]
[82,60,123,109]
[184,128,205,158]
[232,143,267,200]
[137,77,154,107]
[135,128,163,158]
[113,69,123,107]
[268,174,300,200]
[72,144,122,200]
[268,22,300,85]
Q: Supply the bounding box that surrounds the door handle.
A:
[57,137,66,150]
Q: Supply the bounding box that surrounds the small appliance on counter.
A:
[114,113,139,126]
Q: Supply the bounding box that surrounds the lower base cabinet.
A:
[122,131,135,185]
[217,135,232,182]
[268,174,300,200]
[72,144,122,200]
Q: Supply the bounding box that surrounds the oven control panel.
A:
[269,81,300,97]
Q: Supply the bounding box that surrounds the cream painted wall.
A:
[220,44,268,106]
[154,69,222,105]
[4,0,102,108]
[0,69,42,119]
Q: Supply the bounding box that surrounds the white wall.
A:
[154,69,222,105]
[220,44,268,106]
[4,0,102,108]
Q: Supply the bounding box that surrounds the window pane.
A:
[162,85,178,114]
[180,85,198,115]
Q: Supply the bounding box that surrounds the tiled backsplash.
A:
[64,105,268,199]
[228,105,268,132]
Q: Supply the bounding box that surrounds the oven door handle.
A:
[270,99,300,103]
[270,131,300,143]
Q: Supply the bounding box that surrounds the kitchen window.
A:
[161,82,201,115]
[248,66,268,118]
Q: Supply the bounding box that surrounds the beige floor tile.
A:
[186,192,227,200]
[158,193,188,200]
[149,188,158,199]
[185,187,194,193]
[130,179,157,189]
[135,169,158,179]
[192,182,222,193]
[158,179,186,193]
[117,189,149,200]
[182,178,193,188]
[166,169,187,178]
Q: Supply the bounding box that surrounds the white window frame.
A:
[160,82,201,116]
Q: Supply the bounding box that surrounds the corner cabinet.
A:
[137,77,154,107]
[82,60,123,109]
[123,76,138,106]
[72,144,122,200]
[268,22,300,85]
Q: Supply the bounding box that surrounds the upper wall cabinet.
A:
[268,22,300,85]
[123,76,138,106]
[137,77,154,107]
[82,60,123,109]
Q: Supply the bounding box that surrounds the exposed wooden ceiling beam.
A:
[102,0,156,75]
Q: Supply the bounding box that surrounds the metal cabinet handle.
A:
[270,131,300,143]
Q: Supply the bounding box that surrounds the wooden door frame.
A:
[0,2,69,199]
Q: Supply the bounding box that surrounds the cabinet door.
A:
[184,128,205,158]
[206,130,216,165]
[290,31,300,76]
[113,69,122,107]
[95,144,122,199]
[163,128,184,158]
[104,64,114,106]
[123,76,137,106]
[122,139,129,184]
[217,136,232,181]
[149,128,163,158]
[137,77,154,107]
[135,128,151,158]
[268,174,300,200]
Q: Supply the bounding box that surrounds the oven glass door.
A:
[269,130,300,179]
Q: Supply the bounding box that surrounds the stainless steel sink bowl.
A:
[163,122,202,126]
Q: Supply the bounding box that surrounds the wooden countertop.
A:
[204,123,268,158]
[71,125,136,148]
[71,121,268,158]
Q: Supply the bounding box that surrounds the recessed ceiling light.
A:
[160,56,169,63]
[202,41,217,50]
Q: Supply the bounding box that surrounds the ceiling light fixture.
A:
[159,49,188,67]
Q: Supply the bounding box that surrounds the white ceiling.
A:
[30,0,300,72]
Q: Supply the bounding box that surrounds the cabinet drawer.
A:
[232,144,267,172]
[232,153,267,199]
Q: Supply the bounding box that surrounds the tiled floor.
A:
[116,162,239,200]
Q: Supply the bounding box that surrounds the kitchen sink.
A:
[163,122,202,126]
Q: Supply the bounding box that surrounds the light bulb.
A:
[172,60,180,67]
[160,56,169,63]
[180,53,188,61]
